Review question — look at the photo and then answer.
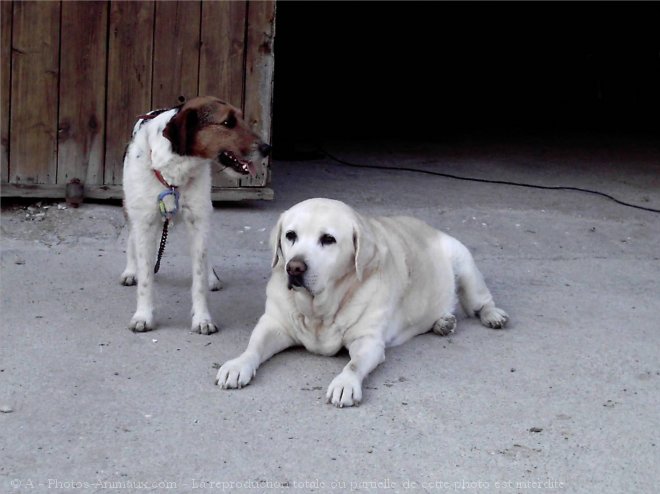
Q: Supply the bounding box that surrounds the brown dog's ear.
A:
[163,107,198,156]
[353,213,377,281]
[270,213,284,268]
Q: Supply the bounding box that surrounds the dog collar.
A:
[153,170,176,189]
[136,107,173,121]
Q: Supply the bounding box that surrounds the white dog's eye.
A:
[285,231,297,243]
[222,114,237,129]
[320,234,336,246]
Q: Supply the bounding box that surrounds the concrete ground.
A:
[1,135,659,493]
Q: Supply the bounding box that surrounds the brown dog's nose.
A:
[258,143,272,157]
[286,258,307,276]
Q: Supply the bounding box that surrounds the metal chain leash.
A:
[154,219,169,274]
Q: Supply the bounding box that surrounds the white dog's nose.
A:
[286,257,308,290]
[286,258,307,276]
[258,142,272,157]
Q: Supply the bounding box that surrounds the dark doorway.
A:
[272,2,660,154]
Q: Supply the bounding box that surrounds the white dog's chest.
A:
[291,314,345,356]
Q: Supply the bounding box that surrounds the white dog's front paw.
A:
[129,311,154,332]
[326,372,362,408]
[192,314,218,335]
[479,306,509,329]
[215,357,257,389]
[120,271,137,286]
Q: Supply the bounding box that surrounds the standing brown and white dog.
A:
[121,96,270,333]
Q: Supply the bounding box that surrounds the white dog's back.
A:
[368,216,458,346]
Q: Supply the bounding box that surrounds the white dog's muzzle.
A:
[286,257,307,290]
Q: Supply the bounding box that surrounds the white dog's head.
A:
[162,96,271,177]
[271,199,377,296]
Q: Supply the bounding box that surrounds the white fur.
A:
[121,110,218,334]
[217,198,509,407]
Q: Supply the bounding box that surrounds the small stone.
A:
[0,405,14,413]
[529,427,543,433]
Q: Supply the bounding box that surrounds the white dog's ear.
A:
[353,214,377,281]
[163,107,198,156]
[270,213,284,268]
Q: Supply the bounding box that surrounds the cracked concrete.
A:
[1,136,659,493]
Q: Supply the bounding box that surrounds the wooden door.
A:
[0,0,276,201]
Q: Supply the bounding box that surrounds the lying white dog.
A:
[216,198,508,407]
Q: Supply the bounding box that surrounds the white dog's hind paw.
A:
[432,314,457,336]
[192,318,218,335]
[479,306,509,329]
[326,372,362,408]
[129,312,154,332]
[120,272,137,286]
[216,357,257,389]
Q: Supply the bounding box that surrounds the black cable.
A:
[321,149,660,214]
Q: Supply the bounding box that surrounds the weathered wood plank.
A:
[57,1,108,187]
[1,183,125,201]
[9,1,60,185]
[104,2,155,186]
[200,0,247,188]
[199,0,246,105]
[210,186,273,202]
[0,183,273,202]
[152,1,201,109]
[241,0,276,187]
[1,1,12,183]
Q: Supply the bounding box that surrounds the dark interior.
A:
[272,2,660,155]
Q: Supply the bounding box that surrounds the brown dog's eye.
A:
[285,231,297,243]
[222,114,237,129]
[320,234,336,246]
